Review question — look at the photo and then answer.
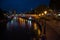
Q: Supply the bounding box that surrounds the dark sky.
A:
[0,0,50,12]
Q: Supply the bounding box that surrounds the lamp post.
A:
[44,11,47,35]
[41,11,47,40]
[44,11,47,15]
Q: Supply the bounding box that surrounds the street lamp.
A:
[39,14,41,16]
[42,13,44,16]
[57,14,60,16]
[44,11,47,14]
[40,11,47,40]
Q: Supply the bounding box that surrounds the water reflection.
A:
[28,20,32,28]
[6,16,41,40]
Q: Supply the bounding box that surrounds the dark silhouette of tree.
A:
[0,8,7,28]
[35,5,48,13]
[0,8,10,40]
[49,0,60,10]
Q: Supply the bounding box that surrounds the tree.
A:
[35,5,48,13]
[49,0,60,10]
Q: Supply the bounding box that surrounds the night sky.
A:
[0,0,50,12]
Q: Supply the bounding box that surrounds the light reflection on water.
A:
[28,20,32,28]
[7,17,32,31]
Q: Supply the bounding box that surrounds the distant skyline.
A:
[0,0,50,13]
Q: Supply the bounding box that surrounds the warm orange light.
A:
[34,23,37,30]
[44,11,47,14]
[39,14,41,16]
[23,19,25,24]
[18,18,24,24]
[38,29,41,36]
[31,14,36,16]
[42,13,44,16]
[19,18,22,21]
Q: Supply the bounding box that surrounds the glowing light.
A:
[32,15,39,19]
[34,23,37,30]
[18,18,24,25]
[31,14,37,17]
[29,17,32,19]
[23,19,25,24]
[19,18,23,21]
[39,14,41,16]
[28,20,32,27]
[38,29,41,36]
[27,17,32,27]
[14,16,17,19]
[42,13,44,16]
[58,14,60,16]
[44,11,47,14]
